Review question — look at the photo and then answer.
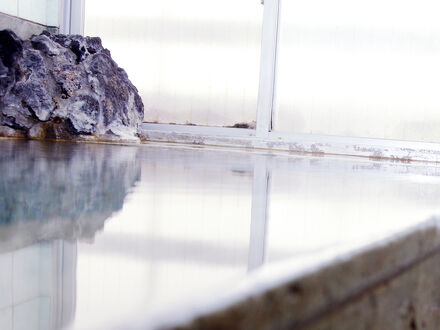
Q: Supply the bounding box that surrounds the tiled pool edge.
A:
[169,218,440,329]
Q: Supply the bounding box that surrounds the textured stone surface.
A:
[0,29,144,141]
[305,249,440,330]
[175,221,440,330]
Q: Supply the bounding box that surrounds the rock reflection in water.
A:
[0,140,140,330]
[0,140,141,251]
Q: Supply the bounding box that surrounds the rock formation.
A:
[0,29,144,141]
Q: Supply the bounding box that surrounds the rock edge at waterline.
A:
[0,29,144,142]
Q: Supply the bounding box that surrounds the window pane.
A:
[274,0,440,142]
[0,0,58,26]
[85,0,263,127]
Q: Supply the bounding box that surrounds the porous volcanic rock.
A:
[0,29,144,141]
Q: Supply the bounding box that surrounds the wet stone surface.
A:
[178,223,440,330]
[0,29,144,141]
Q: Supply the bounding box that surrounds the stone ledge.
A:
[169,219,440,329]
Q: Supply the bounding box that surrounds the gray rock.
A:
[0,29,144,141]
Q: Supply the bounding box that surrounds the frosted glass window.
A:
[0,0,18,17]
[274,0,440,142]
[84,0,263,127]
[12,0,58,26]
[18,0,47,25]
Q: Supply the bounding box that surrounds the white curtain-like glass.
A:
[85,0,263,127]
[274,0,440,142]
[0,0,58,26]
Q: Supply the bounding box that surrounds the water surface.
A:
[1,140,440,329]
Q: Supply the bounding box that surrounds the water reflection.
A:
[0,140,141,250]
[2,141,440,329]
[0,140,141,330]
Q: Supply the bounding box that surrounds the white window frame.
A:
[59,0,84,35]
[63,0,440,162]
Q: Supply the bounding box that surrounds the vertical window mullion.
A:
[61,0,84,35]
[256,0,280,138]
